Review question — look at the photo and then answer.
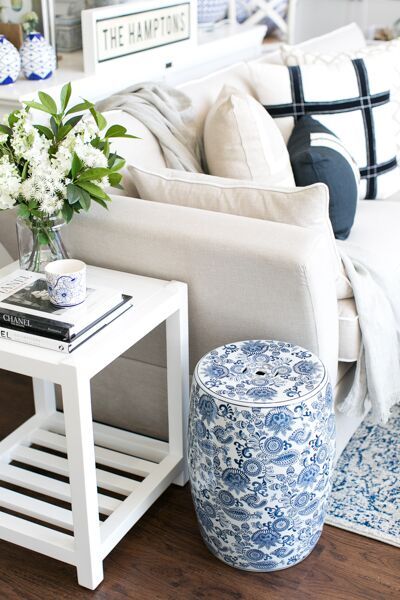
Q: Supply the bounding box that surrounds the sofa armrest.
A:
[0,196,339,384]
[65,195,339,385]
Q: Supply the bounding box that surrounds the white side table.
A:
[0,262,189,590]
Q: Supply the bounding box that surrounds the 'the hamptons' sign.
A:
[93,3,191,64]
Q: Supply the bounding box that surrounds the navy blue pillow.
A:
[288,116,358,240]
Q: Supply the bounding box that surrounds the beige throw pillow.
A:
[203,86,295,187]
[128,164,344,286]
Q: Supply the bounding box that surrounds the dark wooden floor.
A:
[0,370,399,600]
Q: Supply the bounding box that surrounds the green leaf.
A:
[50,116,58,136]
[34,124,54,140]
[18,204,30,218]
[79,191,91,211]
[108,172,122,187]
[21,160,29,181]
[109,157,125,172]
[8,111,19,127]
[105,124,138,139]
[60,82,72,112]
[71,153,82,179]
[65,114,82,129]
[38,91,58,115]
[93,197,109,209]
[0,124,12,136]
[67,183,90,206]
[62,202,74,223]
[56,124,72,140]
[23,100,53,115]
[76,180,110,201]
[66,99,94,115]
[77,167,111,182]
[89,107,107,131]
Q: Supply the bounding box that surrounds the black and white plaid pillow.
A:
[250,56,400,199]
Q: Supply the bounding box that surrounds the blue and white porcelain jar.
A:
[0,35,21,85]
[188,340,335,571]
[198,0,229,26]
[20,32,56,81]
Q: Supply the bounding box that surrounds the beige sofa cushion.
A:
[128,165,342,280]
[204,86,295,187]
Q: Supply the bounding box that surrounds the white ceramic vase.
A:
[20,32,56,81]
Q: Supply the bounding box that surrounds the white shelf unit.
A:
[0,263,189,589]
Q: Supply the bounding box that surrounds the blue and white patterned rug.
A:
[326,404,400,547]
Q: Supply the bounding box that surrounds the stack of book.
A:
[0,269,132,353]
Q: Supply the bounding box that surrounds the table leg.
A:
[32,378,56,416]
[61,370,103,589]
[166,286,189,486]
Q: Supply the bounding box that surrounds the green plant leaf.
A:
[50,116,58,136]
[89,107,107,131]
[0,124,12,136]
[18,204,30,218]
[60,82,72,112]
[8,111,19,127]
[34,124,53,140]
[93,197,109,209]
[65,114,82,129]
[110,157,125,172]
[23,101,53,115]
[105,124,138,139]
[66,99,94,115]
[62,202,74,223]
[67,182,91,205]
[108,172,122,187]
[56,124,72,140]
[71,152,83,179]
[21,160,29,181]
[77,167,111,182]
[76,180,110,201]
[38,91,58,115]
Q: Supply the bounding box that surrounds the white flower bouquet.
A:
[0,82,136,271]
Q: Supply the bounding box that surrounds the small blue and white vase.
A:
[20,32,56,81]
[198,0,229,26]
[0,35,21,85]
[188,340,335,571]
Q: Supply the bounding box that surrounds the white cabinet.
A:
[289,0,400,44]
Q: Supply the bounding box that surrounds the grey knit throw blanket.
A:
[97,82,203,173]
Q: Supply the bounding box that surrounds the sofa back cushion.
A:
[128,164,342,279]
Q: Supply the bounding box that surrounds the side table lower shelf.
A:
[0,410,183,569]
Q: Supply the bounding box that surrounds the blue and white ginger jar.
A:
[198,0,229,25]
[188,340,335,571]
[0,35,21,85]
[20,32,56,81]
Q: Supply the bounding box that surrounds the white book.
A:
[0,269,126,341]
[0,301,133,353]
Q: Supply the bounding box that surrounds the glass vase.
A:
[16,214,69,273]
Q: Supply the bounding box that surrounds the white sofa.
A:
[1,24,398,458]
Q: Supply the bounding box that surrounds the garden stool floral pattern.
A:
[188,340,335,571]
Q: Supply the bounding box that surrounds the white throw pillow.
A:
[249,54,400,200]
[280,39,400,166]
[203,86,295,187]
[128,164,344,285]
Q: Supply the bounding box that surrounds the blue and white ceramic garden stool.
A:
[188,340,335,571]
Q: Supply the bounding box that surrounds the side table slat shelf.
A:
[0,263,189,589]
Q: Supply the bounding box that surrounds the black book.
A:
[0,270,130,342]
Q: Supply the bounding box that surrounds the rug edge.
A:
[325,516,400,548]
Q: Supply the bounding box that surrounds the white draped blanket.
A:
[339,245,400,423]
[97,82,203,173]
